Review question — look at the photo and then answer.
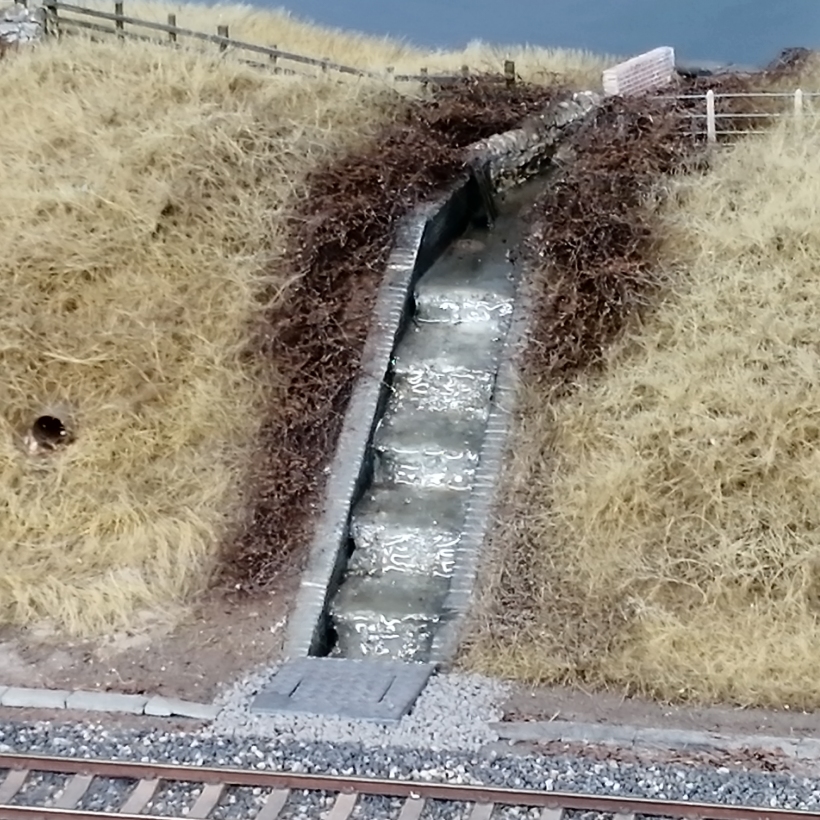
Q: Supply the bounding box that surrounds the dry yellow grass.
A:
[466,115,820,709]
[64,0,613,88]
[0,34,404,635]
[2,7,604,637]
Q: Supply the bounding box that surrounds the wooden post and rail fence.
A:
[35,0,518,88]
[17,0,820,141]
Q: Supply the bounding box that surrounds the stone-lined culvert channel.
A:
[329,178,543,663]
[246,92,601,722]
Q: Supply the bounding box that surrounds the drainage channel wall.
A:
[284,90,600,662]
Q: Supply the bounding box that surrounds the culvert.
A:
[252,91,600,722]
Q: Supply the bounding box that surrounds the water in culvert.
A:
[329,179,545,661]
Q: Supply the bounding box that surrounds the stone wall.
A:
[1,3,46,50]
[466,91,601,190]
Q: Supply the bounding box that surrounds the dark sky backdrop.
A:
[272,0,818,67]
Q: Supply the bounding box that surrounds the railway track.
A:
[0,752,817,820]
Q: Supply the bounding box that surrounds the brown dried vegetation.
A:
[224,75,567,589]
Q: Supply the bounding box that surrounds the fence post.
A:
[420,66,428,94]
[794,88,804,117]
[167,13,176,43]
[270,45,277,72]
[43,0,58,38]
[706,89,716,143]
[217,24,228,51]
[504,59,515,88]
[321,56,329,73]
[114,0,124,38]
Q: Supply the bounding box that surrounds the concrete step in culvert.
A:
[392,323,503,404]
[372,407,486,489]
[388,370,493,420]
[347,484,467,577]
[330,573,449,662]
[414,241,516,329]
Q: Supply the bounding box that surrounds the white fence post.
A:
[795,88,804,117]
[706,89,717,143]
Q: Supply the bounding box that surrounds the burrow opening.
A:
[31,415,72,448]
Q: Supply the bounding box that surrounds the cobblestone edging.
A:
[0,685,217,720]
[492,719,820,762]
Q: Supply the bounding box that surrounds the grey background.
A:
[268,1,817,68]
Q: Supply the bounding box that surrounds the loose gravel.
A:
[144,780,199,816]
[77,777,134,812]
[278,789,334,819]
[210,786,270,820]
[10,771,68,807]
[1,671,820,814]
[212,667,509,752]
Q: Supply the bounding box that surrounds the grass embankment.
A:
[0,37,395,633]
[0,7,606,636]
[465,56,820,709]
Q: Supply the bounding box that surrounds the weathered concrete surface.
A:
[66,690,148,715]
[283,91,600,666]
[1,686,70,709]
[143,695,219,720]
[492,719,820,761]
[0,684,217,718]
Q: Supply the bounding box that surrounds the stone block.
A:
[603,46,676,96]
[143,696,219,720]
[252,657,435,722]
[65,690,148,714]
[1,686,69,709]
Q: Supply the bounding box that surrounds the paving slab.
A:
[144,696,219,720]
[494,720,820,761]
[252,657,435,722]
[65,690,148,714]
[1,686,69,709]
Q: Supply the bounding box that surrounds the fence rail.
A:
[661,89,820,141]
[41,0,517,86]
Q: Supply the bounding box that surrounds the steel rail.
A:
[0,753,819,820]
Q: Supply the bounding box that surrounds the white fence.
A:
[662,89,820,142]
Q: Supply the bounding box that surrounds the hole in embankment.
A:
[30,414,73,449]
